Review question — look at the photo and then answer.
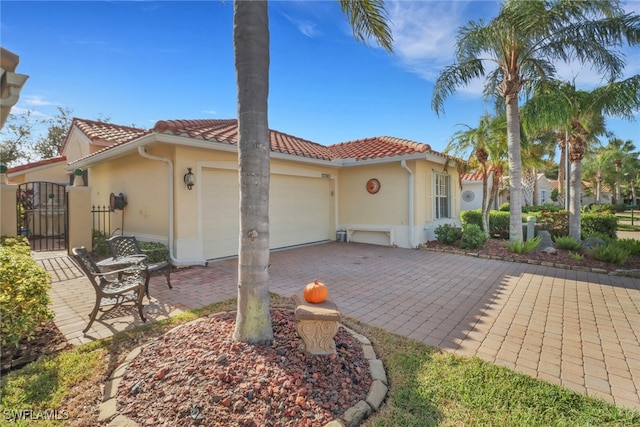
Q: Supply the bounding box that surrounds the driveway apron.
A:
[37,242,640,412]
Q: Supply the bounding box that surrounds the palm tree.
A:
[603,138,638,204]
[522,77,640,239]
[447,112,507,234]
[431,0,640,242]
[582,146,612,205]
[232,0,392,343]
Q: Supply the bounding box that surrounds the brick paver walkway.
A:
[36,242,640,412]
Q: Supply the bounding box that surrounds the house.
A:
[460,169,496,211]
[46,118,461,264]
[548,179,612,206]
[496,173,557,208]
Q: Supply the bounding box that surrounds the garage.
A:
[201,168,333,260]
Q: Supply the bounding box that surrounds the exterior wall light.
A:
[184,167,195,190]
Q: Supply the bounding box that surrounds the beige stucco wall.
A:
[9,162,69,185]
[89,147,170,241]
[337,159,460,247]
[1,183,18,237]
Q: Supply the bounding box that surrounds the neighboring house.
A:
[42,118,461,263]
[460,169,496,211]
[497,173,557,207]
[548,179,612,206]
[6,156,69,185]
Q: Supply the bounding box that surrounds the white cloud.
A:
[281,11,320,38]
[201,109,217,116]
[22,95,56,107]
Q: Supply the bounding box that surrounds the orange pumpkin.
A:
[303,280,328,303]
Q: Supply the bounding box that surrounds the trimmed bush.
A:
[489,211,510,239]
[0,237,54,347]
[460,209,482,228]
[581,213,617,239]
[499,203,510,212]
[460,224,487,249]
[538,211,569,238]
[434,224,462,245]
[585,204,616,214]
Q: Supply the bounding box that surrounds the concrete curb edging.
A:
[100,316,387,427]
[423,247,640,278]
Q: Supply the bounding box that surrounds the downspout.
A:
[137,146,208,266]
[401,160,417,248]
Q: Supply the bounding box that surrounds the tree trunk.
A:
[232,0,273,344]
[569,159,582,240]
[505,95,523,242]
[614,160,622,204]
[481,170,490,234]
[596,169,602,204]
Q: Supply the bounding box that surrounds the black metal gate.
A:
[16,182,68,251]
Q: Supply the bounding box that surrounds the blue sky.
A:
[1,0,639,155]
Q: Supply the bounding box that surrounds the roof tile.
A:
[73,118,149,144]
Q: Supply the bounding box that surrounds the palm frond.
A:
[339,0,393,53]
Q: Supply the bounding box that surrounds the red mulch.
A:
[116,308,371,427]
[421,238,640,273]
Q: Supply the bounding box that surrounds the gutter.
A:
[137,146,208,267]
[401,160,417,249]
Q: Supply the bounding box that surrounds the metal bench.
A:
[72,246,146,333]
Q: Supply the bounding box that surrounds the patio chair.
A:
[71,247,146,333]
[107,235,173,297]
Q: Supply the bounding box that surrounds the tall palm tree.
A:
[232,0,392,343]
[447,112,507,234]
[431,0,640,242]
[604,138,638,204]
[522,77,640,239]
[582,146,612,205]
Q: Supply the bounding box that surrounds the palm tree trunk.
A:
[506,97,523,242]
[569,159,582,240]
[481,170,490,234]
[232,0,273,344]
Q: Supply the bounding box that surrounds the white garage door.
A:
[202,169,332,260]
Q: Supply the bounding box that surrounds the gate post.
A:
[1,181,18,237]
[67,185,92,254]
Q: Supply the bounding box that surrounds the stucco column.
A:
[1,182,18,237]
[67,185,92,254]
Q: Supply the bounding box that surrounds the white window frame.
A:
[434,172,451,219]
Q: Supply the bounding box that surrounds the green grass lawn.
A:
[2,296,639,426]
[616,210,640,232]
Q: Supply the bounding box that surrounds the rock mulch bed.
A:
[108,308,387,427]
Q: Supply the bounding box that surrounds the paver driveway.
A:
[40,242,640,411]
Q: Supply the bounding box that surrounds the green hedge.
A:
[0,237,54,347]
[460,210,618,240]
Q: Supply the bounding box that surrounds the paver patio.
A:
[36,242,640,412]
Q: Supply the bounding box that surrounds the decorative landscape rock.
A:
[582,236,606,250]
[537,229,553,249]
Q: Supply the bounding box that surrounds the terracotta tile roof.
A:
[153,119,335,160]
[69,118,453,165]
[71,118,149,145]
[327,136,432,161]
[7,156,67,175]
[461,171,485,181]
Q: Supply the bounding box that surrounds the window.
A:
[434,172,450,219]
[541,190,548,204]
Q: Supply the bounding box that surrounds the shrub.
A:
[0,237,54,347]
[538,211,569,238]
[581,213,617,239]
[434,224,462,245]
[611,238,640,256]
[460,209,482,228]
[615,203,628,212]
[460,224,487,250]
[506,236,541,254]
[489,211,510,239]
[499,203,510,212]
[585,204,616,214]
[92,229,110,257]
[139,241,170,263]
[588,244,630,265]
[554,236,582,251]
[569,252,584,261]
